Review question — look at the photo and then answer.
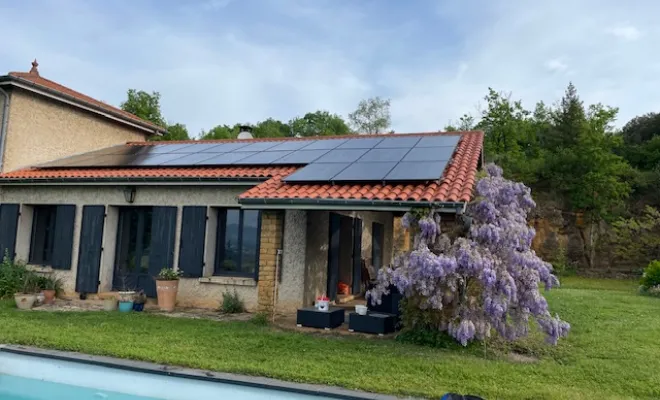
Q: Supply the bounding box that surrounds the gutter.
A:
[0,76,164,136]
[239,197,466,212]
[0,86,9,171]
[0,177,268,185]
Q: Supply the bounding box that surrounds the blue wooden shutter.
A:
[75,206,105,293]
[352,218,363,294]
[178,206,207,278]
[327,213,341,300]
[51,205,76,270]
[149,206,177,277]
[0,204,20,260]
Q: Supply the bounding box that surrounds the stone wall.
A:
[257,211,284,313]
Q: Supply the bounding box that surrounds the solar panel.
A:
[267,140,315,151]
[131,153,189,166]
[270,150,329,164]
[207,143,251,152]
[337,138,383,149]
[180,143,229,153]
[332,162,397,181]
[146,144,197,154]
[301,139,346,150]
[314,149,368,163]
[384,161,448,181]
[283,163,351,182]
[195,152,257,165]
[358,148,410,162]
[416,135,461,148]
[376,136,421,148]
[402,146,455,162]
[235,142,280,152]
[160,152,220,166]
[233,151,293,165]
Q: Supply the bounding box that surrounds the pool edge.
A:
[0,344,402,400]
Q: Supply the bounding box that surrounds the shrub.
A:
[0,256,33,298]
[639,260,660,297]
[221,290,245,314]
[368,164,569,346]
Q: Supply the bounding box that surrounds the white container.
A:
[316,300,329,312]
[355,305,368,315]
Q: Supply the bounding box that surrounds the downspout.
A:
[0,86,9,172]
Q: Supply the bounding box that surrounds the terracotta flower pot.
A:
[14,293,37,310]
[156,279,179,312]
[42,290,56,305]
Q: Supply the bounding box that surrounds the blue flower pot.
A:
[118,301,134,312]
[133,303,145,312]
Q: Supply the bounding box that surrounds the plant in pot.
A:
[132,289,146,312]
[155,267,181,312]
[116,259,136,312]
[14,273,39,310]
[41,275,63,305]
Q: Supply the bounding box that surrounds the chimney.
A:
[237,124,253,139]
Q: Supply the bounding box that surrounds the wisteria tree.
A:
[368,164,570,346]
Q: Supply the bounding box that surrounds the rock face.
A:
[530,196,639,277]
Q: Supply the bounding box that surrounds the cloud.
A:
[608,24,642,41]
[0,0,658,135]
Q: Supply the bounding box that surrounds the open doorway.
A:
[113,207,155,296]
[327,213,363,303]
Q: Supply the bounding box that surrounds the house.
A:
[0,60,165,173]
[0,130,483,313]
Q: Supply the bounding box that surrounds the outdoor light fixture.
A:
[123,186,136,203]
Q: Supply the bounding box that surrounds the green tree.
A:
[120,89,166,128]
[348,97,391,134]
[290,111,351,137]
[150,123,190,142]
[444,114,475,132]
[253,118,290,138]
[200,124,239,140]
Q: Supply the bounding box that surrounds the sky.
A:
[0,0,658,136]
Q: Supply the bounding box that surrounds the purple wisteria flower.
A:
[367,163,570,346]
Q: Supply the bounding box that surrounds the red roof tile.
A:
[6,64,164,133]
[239,131,483,204]
[0,166,296,180]
[0,131,484,205]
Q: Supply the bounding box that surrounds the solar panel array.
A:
[39,135,461,182]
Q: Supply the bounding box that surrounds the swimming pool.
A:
[0,346,392,400]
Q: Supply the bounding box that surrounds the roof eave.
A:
[0,75,166,135]
[238,197,467,212]
[0,176,268,185]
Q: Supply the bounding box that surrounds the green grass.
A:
[0,277,658,399]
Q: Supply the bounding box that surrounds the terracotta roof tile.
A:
[6,69,164,133]
[239,131,484,204]
[0,131,483,205]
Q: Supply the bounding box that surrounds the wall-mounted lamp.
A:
[123,186,136,204]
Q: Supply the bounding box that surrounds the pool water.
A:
[0,374,157,400]
[0,350,337,400]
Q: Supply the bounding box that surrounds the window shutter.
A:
[149,206,177,279]
[75,206,105,293]
[352,218,363,295]
[51,205,76,270]
[178,206,207,278]
[327,213,341,300]
[0,204,20,260]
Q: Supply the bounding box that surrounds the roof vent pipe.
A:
[237,124,254,139]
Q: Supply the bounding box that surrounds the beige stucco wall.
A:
[1,184,261,310]
[2,89,148,173]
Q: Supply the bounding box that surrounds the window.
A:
[29,206,57,265]
[214,209,261,277]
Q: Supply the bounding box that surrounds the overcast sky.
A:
[1,0,657,136]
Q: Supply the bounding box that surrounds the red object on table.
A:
[337,282,350,295]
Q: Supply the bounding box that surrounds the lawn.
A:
[0,277,658,400]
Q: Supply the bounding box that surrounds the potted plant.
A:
[41,275,63,305]
[117,291,135,312]
[14,273,39,310]
[155,267,181,312]
[132,289,146,312]
[101,293,118,311]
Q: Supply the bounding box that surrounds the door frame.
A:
[112,206,153,294]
